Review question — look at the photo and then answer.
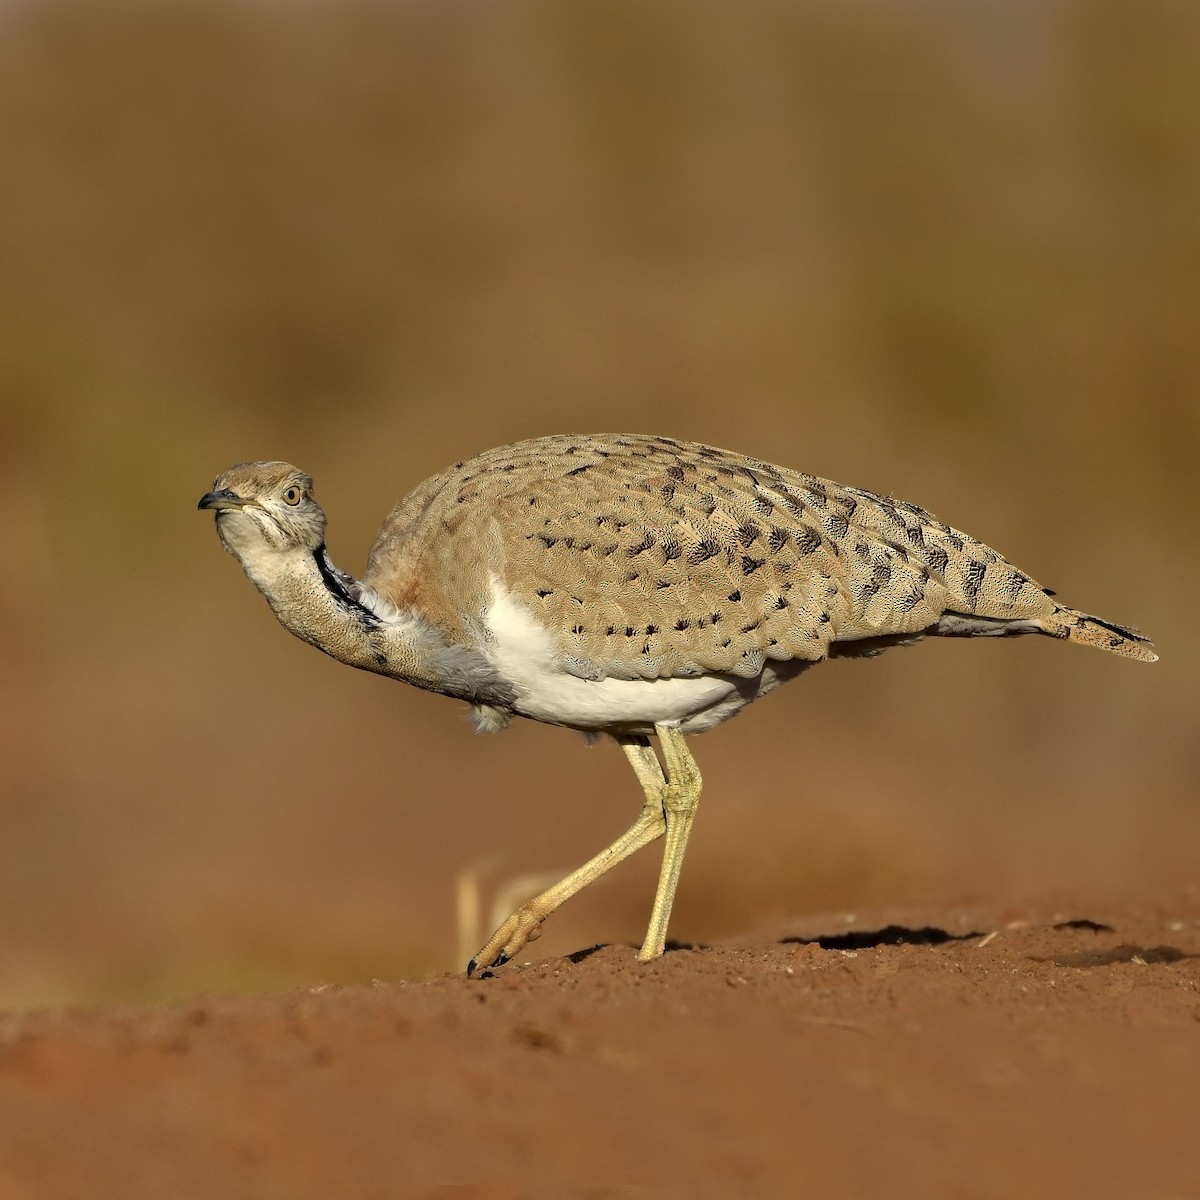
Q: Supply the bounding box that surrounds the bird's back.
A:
[363,434,1151,686]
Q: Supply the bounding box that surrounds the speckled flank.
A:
[364,433,1156,692]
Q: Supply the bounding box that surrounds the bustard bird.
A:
[199,434,1156,973]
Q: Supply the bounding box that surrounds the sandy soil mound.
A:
[1,895,1197,1199]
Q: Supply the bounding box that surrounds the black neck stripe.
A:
[313,544,381,627]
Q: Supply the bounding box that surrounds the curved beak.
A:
[197,488,249,512]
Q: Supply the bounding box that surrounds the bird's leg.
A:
[637,724,703,961]
[466,735,669,974]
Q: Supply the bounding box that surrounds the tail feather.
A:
[1045,607,1158,663]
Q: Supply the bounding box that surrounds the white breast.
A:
[484,583,738,731]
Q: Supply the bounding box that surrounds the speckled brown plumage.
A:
[365,432,1155,683]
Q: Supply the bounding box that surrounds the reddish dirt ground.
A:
[1,893,1198,1199]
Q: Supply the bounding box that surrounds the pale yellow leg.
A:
[467,735,669,974]
[637,724,703,961]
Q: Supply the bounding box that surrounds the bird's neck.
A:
[231,538,506,706]
[234,541,429,684]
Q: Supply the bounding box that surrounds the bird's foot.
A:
[465,910,544,976]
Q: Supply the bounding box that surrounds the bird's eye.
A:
[282,486,303,506]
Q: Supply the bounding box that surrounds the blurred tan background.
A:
[1,0,1196,1009]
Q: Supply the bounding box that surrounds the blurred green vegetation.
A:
[0,0,1196,1009]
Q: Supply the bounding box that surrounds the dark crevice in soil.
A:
[780,924,985,951]
[1039,943,1193,969]
[566,944,609,965]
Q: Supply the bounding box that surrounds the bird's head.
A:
[198,462,326,565]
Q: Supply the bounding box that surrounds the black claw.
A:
[466,949,512,977]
